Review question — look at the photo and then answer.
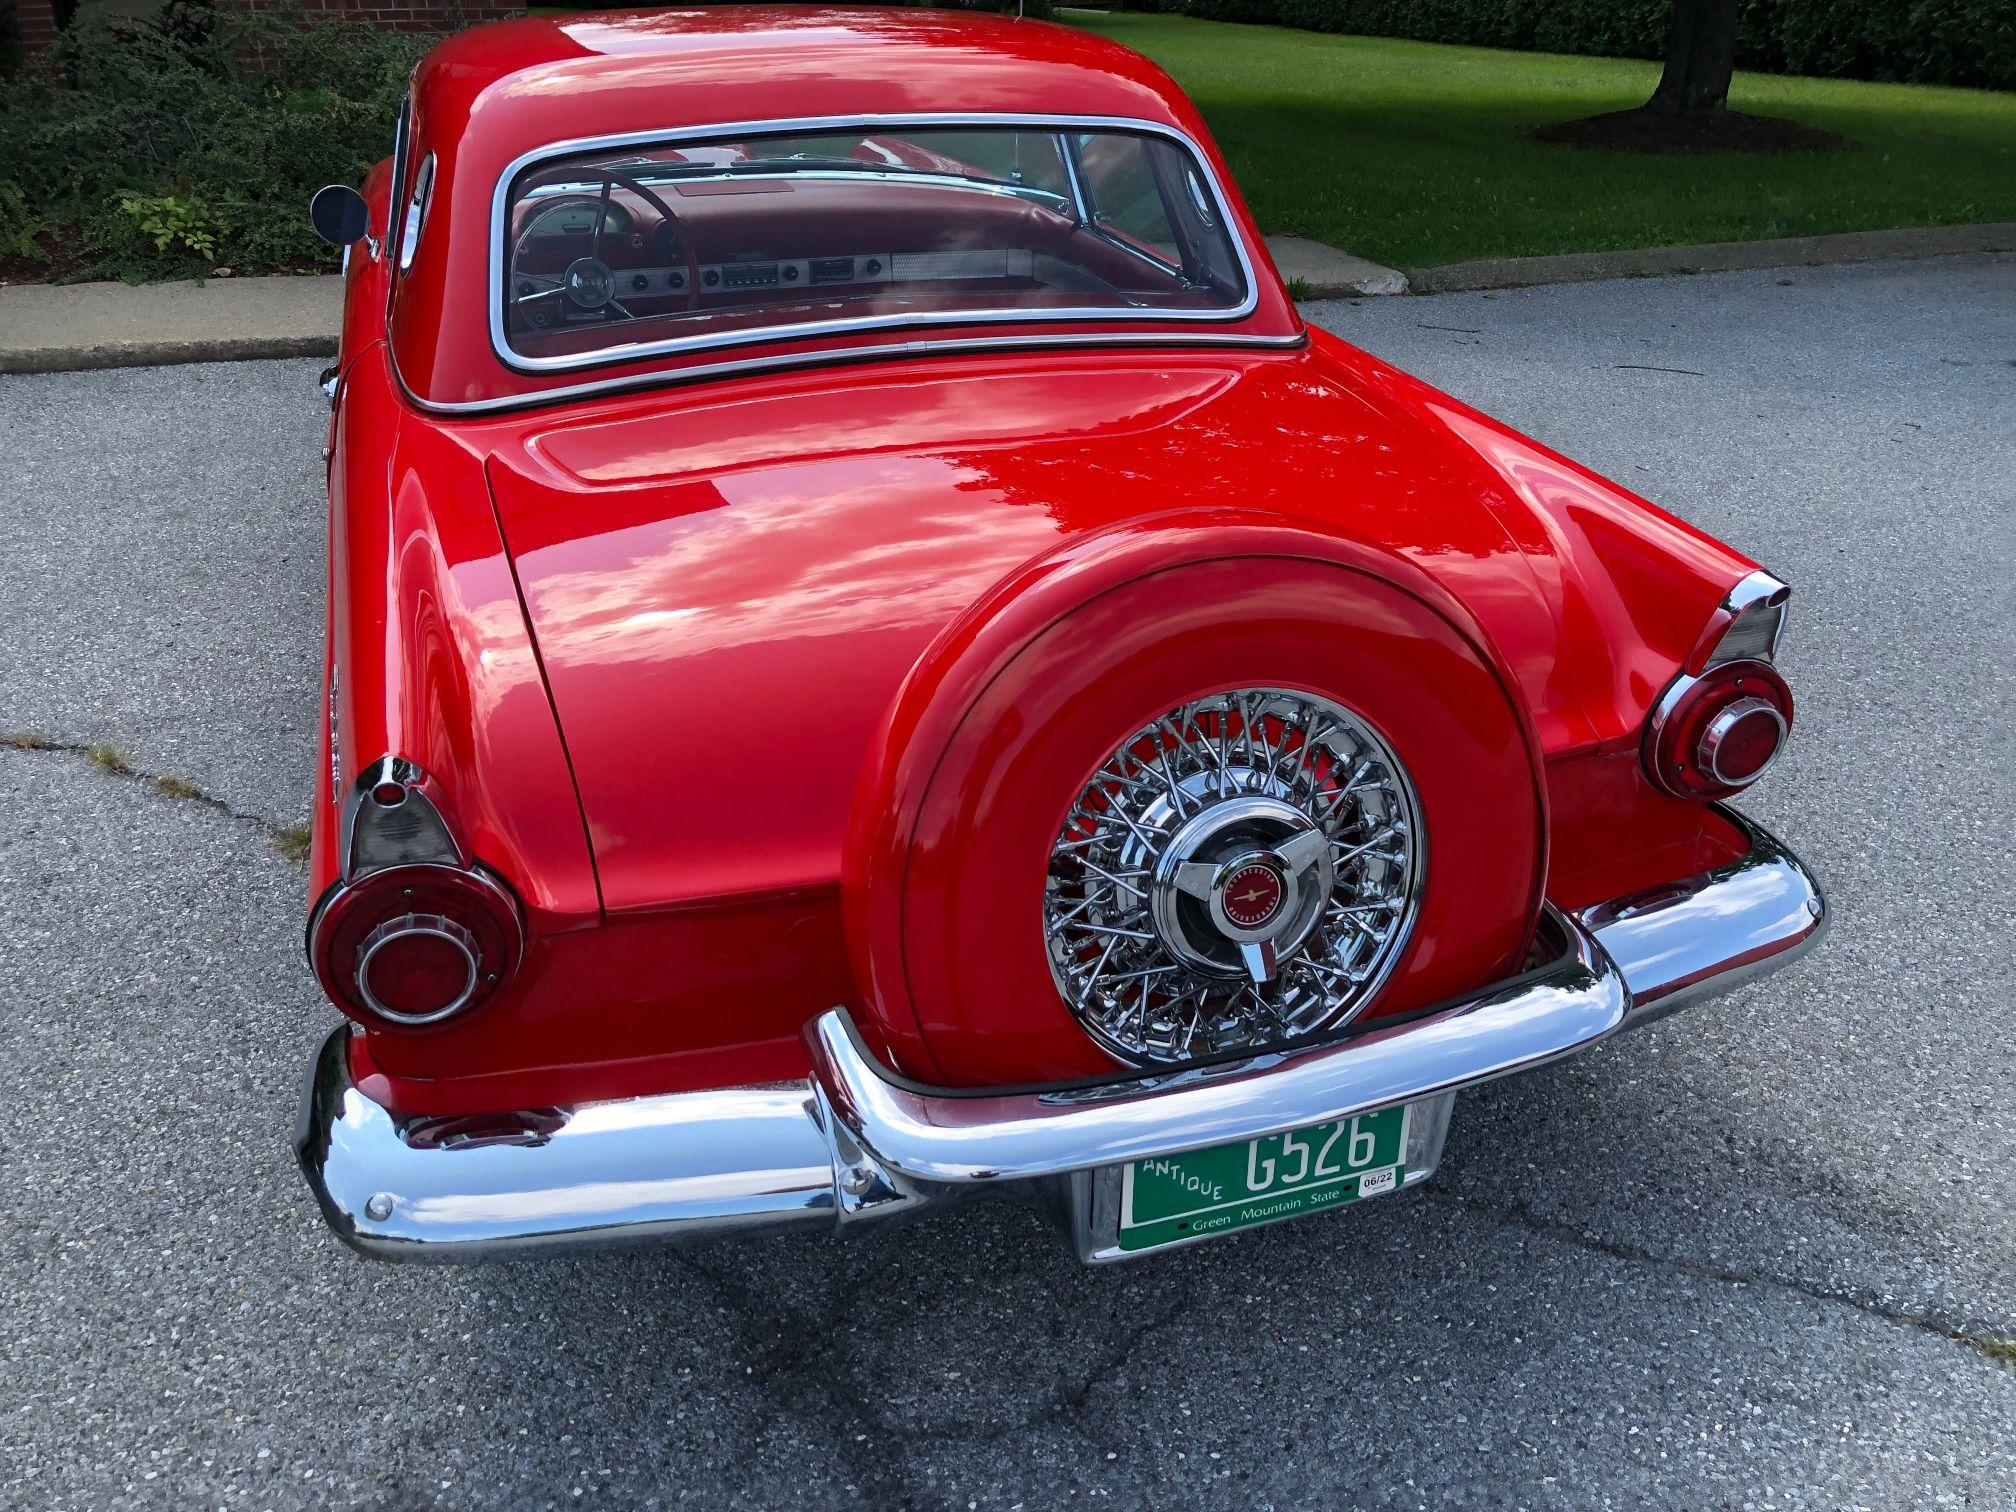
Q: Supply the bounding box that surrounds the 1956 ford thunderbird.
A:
[296,7,1825,1263]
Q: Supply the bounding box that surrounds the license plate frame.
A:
[1069,1092,1453,1262]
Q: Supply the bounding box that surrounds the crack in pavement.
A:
[1426,1190,2015,1369]
[661,1247,925,1504]
[946,1289,1194,1449]
[663,1241,1198,1480]
[1,730,309,865]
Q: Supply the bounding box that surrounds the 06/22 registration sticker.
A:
[1116,1104,1410,1253]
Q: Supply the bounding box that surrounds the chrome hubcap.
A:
[1044,689,1422,1065]
[1148,794,1333,984]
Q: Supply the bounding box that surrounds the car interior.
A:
[495,126,1250,363]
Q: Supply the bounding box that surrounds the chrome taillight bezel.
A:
[340,755,469,878]
[308,756,525,1029]
[308,861,527,1031]
[1644,658,1794,800]
[1646,572,1795,801]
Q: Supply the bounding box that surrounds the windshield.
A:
[498,123,1252,368]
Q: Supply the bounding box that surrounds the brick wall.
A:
[16,0,64,52]
[240,0,526,31]
[15,0,525,52]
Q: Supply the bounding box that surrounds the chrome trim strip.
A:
[401,329,1307,417]
[1056,129,1091,226]
[488,113,1266,377]
[297,806,1825,1262]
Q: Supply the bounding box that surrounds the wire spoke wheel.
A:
[1043,688,1422,1065]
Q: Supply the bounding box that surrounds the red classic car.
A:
[296,7,1824,1263]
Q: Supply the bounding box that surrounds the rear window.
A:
[497,122,1252,369]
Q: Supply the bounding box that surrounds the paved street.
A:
[2,254,2011,1509]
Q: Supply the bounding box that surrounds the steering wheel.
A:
[510,170,701,327]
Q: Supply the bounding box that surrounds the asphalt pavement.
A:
[2,254,2011,1509]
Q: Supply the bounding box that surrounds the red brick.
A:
[16,0,61,51]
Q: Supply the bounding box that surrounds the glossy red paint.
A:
[318,9,1772,1114]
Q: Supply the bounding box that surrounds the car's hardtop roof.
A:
[416,7,1196,137]
[388,7,1300,413]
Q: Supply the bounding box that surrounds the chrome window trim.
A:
[488,113,1265,377]
[398,152,435,274]
[379,95,409,282]
[524,168,1072,214]
[1055,129,1091,226]
[1056,127,1187,281]
[397,328,1307,417]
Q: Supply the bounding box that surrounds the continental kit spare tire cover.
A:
[843,533,1546,1088]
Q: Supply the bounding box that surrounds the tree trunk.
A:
[1646,0,1739,116]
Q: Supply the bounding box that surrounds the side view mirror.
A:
[309,184,371,247]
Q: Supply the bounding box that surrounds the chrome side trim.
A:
[297,806,1825,1262]
[488,113,1267,377]
[399,329,1308,417]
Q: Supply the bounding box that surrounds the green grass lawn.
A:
[1068,12,2016,268]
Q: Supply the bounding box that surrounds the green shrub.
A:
[0,3,430,279]
[1172,0,2016,91]
[109,189,238,262]
[0,0,1075,279]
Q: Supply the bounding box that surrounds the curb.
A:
[1266,235,1408,299]
[1402,222,2016,295]
[1,224,2008,372]
[0,272,343,377]
[0,334,336,375]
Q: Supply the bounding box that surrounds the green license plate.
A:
[1116,1103,1411,1254]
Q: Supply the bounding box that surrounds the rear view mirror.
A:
[309,184,370,246]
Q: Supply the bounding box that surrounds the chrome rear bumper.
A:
[296,809,1825,1263]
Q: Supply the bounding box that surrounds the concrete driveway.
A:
[2,254,2011,1509]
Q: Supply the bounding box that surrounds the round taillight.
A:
[1646,659,1793,800]
[1699,696,1785,786]
[356,913,479,1023]
[310,864,524,1030]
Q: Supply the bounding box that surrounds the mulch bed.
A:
[1529,109,1855,155]
[0,227,92,287]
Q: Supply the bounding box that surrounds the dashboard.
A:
[502,174,1225,353]
[522,199,634,239]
